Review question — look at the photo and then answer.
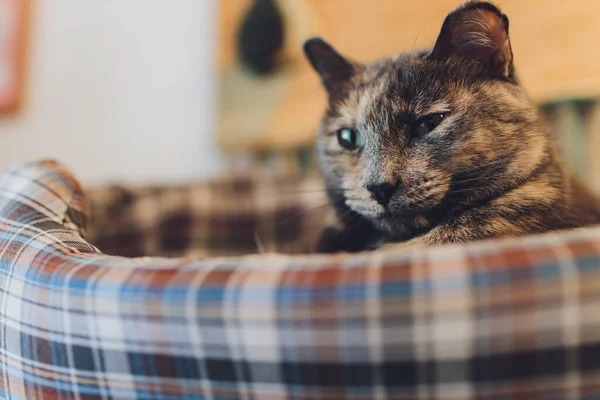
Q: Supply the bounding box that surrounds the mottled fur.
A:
[305,1,600,253]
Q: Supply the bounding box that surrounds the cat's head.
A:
[304,1,548,240]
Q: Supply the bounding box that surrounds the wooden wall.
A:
[219,0,600,152]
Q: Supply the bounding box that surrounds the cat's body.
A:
[304,1,600,253]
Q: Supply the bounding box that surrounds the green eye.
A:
[337,128,365,150]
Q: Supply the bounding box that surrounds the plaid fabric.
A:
[1,159,600,399]
[85,171,329,258]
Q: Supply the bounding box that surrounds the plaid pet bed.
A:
[0,160,600,399]
[84,170,329,258]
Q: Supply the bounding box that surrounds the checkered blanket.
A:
[1,159,600,399]
[84,170,330,258]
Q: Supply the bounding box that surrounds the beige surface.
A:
[219,0,600,151]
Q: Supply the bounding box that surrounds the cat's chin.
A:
[347,202,437,236]
[369,210,435,239]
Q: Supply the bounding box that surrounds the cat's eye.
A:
[412,113,448,137]
[337,128,365,150]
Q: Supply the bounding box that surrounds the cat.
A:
[303,1,600,253]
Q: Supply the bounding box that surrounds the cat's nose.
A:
[367,181,398,206]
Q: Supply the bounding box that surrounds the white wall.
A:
[0,0,222,186]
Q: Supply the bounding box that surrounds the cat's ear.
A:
[304,38,355,93]
[430,1,514,81]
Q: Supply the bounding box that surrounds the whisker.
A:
[458,158,512,175]
[342,210,363,240]
[272,203,333,231]
[255,202,335,253]
[290,200,360,253]
[257,188,351,196]
[450,176,494,185]
[443,199,475,207]
[445,187,479,195]
[447,172,526,192]
[411,15,435,52]
[253,231,266,254]
[242,189,347,200]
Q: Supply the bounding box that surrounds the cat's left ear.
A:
[430,1,514,81]
[304,38,355,94]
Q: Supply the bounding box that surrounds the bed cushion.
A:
[0,159,599,399]
[84,170,328,257]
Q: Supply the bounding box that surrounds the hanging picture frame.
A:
[0,0,29,114]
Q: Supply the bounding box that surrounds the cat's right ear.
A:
[304,38,354,94]
[429,1,514,81]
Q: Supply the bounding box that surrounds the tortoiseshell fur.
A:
[305,1,600,253]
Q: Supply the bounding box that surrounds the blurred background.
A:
[0,0,221,185]
[1,0,600,189]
